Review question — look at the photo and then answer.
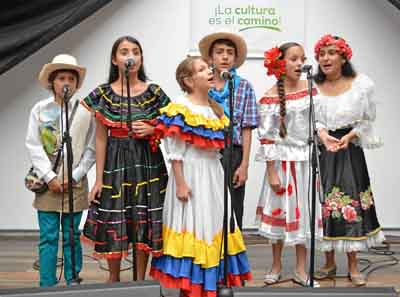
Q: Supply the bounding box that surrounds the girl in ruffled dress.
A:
[81,36,170,282]
[151,56,252,297]
[313,34,384,286]
[256,43,323,286]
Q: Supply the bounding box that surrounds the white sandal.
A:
[264,270,282,285]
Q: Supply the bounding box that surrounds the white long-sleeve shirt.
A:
[25,97,95,183]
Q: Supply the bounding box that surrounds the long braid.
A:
[274,42,301,138]
[277,78,287,138]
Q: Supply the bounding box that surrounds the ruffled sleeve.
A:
[164,134,187,161]
[155,99,228,150]
[81,84,170,128]
[352,75,383,148]
[81,84,115,125]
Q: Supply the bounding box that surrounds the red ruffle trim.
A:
[81,101,160,152]
[155,123,225,150]
[81,100,157,128]
[150,267,252,297]
[80,235,162,259]
[259,87,318,105]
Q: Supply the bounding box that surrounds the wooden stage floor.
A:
[0,233,399,296]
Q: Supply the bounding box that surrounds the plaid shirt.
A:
[219,78,258,145]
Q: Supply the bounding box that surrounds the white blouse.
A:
[315,74,383,149]
[256,88,316,162]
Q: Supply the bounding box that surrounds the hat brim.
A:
[38,63,86,90]
[198,32,247,68]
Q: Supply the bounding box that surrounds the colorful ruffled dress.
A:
[150,96,252,297]
[255,87,323,246]
[81,83,170,259]
[315,74,384,252]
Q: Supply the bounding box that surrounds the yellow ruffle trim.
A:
[159,103,229,131]
[162,225,246,269]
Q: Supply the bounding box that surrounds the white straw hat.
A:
[198,30,248,68]
[38,54,86,90]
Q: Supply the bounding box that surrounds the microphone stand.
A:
[124,66,137,282]
[62,88,80,285]
[305,67,324,288]
[218,74,235,297]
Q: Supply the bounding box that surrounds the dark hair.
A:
[208,38,238,57]
[314,36,357,84]
[48,69,80,93]
[276,42,302,138]
[108,36,148,84]
[176,56,224,118]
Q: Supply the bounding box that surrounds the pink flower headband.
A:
[314,34,352,60]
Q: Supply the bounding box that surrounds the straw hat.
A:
[198,30,247,68]
[38,54,86,90]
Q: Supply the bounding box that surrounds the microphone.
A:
[63,85,70,96]
[220,70,233,80]
[125,58,135,70]
[300,64,313,73]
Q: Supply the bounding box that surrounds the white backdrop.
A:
[0,0,399,230]
[189,0,305,57]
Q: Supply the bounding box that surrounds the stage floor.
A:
[0,233,399,296]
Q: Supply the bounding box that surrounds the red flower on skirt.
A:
[295,207,300,219]
[271,208,283,217]
[322,207,331,218]
[275,184,293,196]
[342,205,358,222]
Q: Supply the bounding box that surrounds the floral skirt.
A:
[319,128,384,252]
[82,137,168,259]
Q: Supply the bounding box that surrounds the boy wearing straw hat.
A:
[26,54,95,287]
[199,31,258,230]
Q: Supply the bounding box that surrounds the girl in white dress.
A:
[150,56,252,297]
[256,43,322,286]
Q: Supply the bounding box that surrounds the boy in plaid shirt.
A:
[199,31,258,229]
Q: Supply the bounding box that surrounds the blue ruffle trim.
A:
[151,251,251,291]
[158,114,225,140]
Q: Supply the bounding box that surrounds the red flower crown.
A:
[264,47,286,80]
[314,34,352,60]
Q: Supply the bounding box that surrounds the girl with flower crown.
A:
[313,34,384,286]
[150,56,252,297]
[255,43,323,287]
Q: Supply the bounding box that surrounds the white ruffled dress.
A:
[255,87,323,247]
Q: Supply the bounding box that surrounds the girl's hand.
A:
[176,182,192,202]
[88,180,102,203]
[319,129,340,152]
[267,166,282,193]
[131,121,154,137]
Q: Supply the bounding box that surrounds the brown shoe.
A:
[348,273,367,286]
[314,265,337,280]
